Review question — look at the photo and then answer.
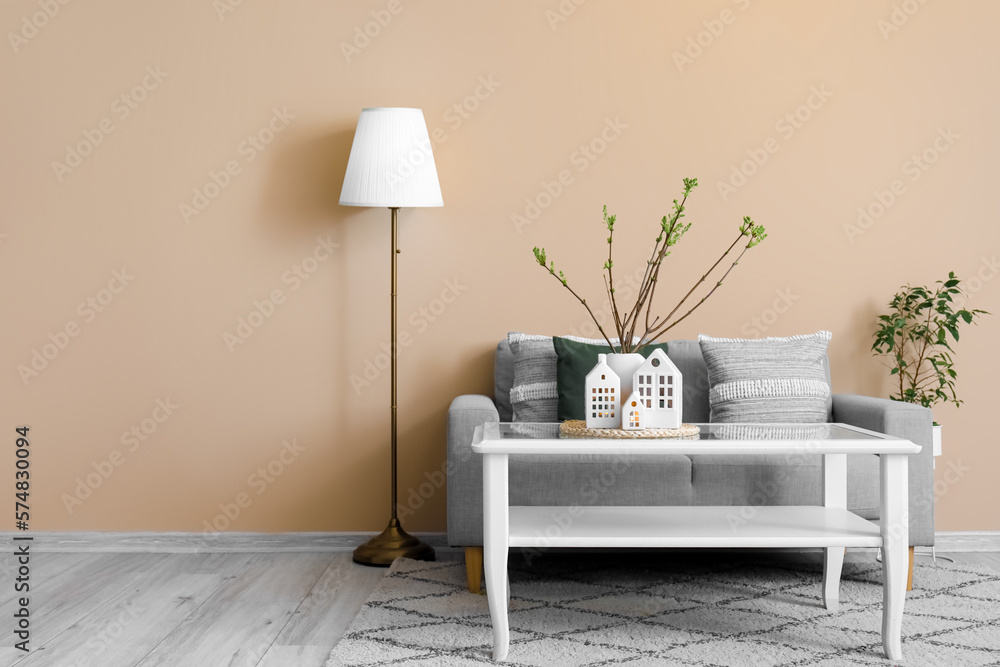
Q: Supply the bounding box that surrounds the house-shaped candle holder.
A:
[584,353,621,428]
[631,348,682,428]
[584,349,683,430]
[622,392,646,430]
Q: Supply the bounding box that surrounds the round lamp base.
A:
[353,519,436,567]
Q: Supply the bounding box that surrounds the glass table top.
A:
[495,422,886,441]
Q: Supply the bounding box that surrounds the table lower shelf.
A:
[507,505,883,549]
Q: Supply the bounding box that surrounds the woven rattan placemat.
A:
[559,420,701,439]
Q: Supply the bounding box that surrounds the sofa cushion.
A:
[495,336,714,424]
[508,333,560,422]
[507,332,633,423]
[494,339,515,422]
[552,337,670,421]
[510,454,694,507]
[690,453,880,519]
[659,340,711,423]
[698,331,833,423]
[709,423,833,441]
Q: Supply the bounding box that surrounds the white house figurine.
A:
[585,353,621,428]
[631,348,682,428]
[622,392,646,430]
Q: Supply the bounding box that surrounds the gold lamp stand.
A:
[353,207,435,566]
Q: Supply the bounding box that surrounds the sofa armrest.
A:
[832,393,934,546]
[446,394,498,547]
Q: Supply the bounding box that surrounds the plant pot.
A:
[933,424,942,457]
[605,353,645,407]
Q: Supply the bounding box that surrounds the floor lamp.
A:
[340,108,442,566]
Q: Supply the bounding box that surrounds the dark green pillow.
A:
[553,337,670,421]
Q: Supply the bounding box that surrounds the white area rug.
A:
[326,552,1000,666]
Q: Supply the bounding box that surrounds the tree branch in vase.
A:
[532,178,767,354]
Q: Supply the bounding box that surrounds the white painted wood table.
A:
[470,422,921,662]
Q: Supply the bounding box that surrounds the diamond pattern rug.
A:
[326,552,1000,666]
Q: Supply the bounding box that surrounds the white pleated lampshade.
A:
[339,108,443,208]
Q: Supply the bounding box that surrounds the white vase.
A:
[605,353,645,409]
[933,424,942,457]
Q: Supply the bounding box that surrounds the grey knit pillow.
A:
[507,332,632,423]
[507,333,559,422]
[698,331,832,423]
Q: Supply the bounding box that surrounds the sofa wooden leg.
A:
[465,546,484,594]
[906,546,914,591]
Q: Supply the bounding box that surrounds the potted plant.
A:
[871,271,988,455]
[532,177,767,406]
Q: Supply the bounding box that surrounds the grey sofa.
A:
[447,338,934,592]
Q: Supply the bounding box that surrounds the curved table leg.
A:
[823,454,847,611]
[881,454,908,661]
[823,547,845,611]
[484,453,509,661]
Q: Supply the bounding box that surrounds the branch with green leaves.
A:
[532,246,616,350]
[871,271,988,410]
[532,177,767,354]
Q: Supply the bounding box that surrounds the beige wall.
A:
[2,1,998,534]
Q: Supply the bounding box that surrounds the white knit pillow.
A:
[698,331,832,423]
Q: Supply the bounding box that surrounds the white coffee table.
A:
[471,422,920,661]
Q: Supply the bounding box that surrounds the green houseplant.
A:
[871,272,986,410]
[532,177,767,354]
[871,271,987,456]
